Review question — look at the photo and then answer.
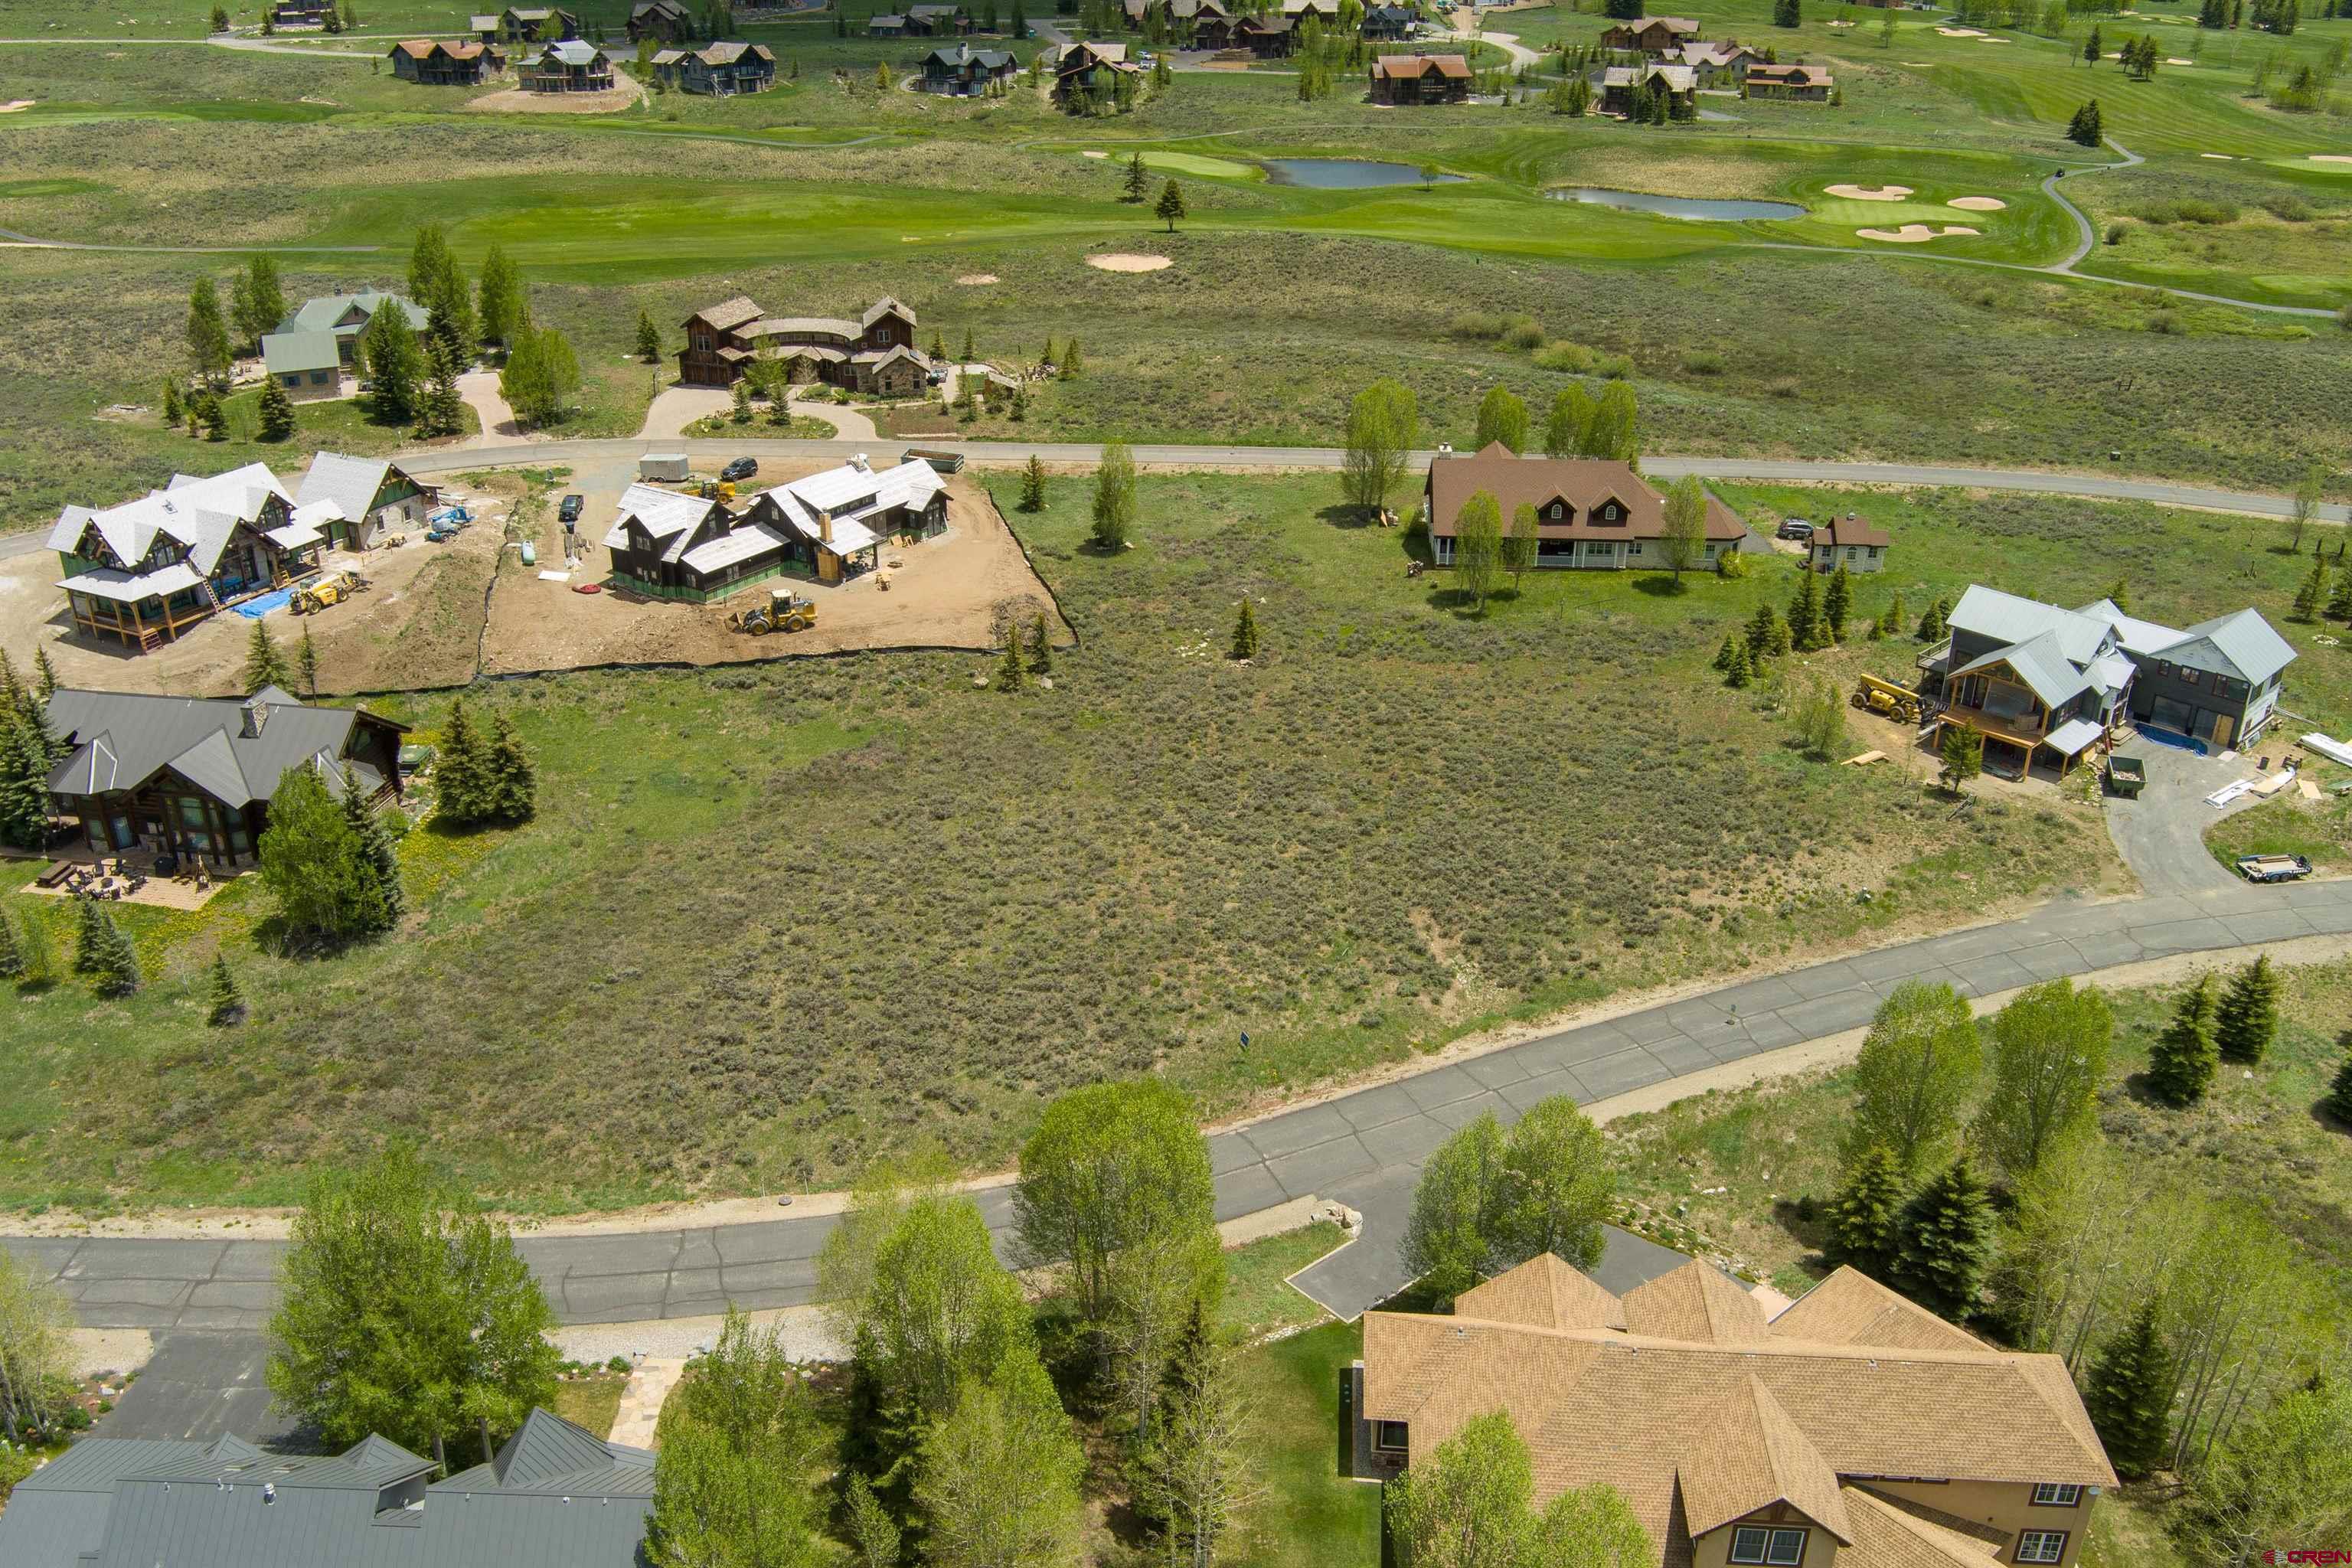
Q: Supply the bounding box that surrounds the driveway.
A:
[456,368,534,448]
[786,395,880,442]
[639,384,732,439]
[2103,740,2265,896]
[89,1332,305,1445]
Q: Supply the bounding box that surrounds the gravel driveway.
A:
[2102,740,2267,895]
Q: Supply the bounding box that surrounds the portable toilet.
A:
[638,452,691,482]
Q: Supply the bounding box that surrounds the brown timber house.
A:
[676,295,930,394]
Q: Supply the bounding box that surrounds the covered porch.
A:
[57,780,264,869]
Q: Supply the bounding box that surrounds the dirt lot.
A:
[479,464,1063,677]
[0,485,514,700]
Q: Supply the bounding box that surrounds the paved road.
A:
[376,438,2352,526]
[11,874,2350,1332]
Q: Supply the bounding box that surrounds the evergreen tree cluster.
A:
[0,650,67,852]
[73,897,142,998]
[1827,1146,1996,1318]
[431,697,537,827]
[2067,98,2105,145]
[256,763,403,949]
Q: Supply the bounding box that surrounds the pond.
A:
[1262,158,1467,188]
[1548,187,1805,221]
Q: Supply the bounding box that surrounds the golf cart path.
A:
[12,876,2352,1328]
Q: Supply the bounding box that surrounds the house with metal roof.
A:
[602,455,946,599]
[487,3,581,38]
[649,38,776,93]
[259,289,429,381]
[1358,1255,2116,1568]
[260,328,344,402]
[47,464,328,649]
[1922,584,2295,768]
[920,41,1019,93]
[41,685,406,865]
[521,37,616,89]
[294,452,439,550]
[0,1410,652,1568]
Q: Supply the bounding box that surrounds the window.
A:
[1730,1527,1807,1566]
[2031,1483,2082,1508]
[2180,668,2199,688]
[1548,503,1563,519]
[1374,1421,1408,1454]
[2017,1530,2068,1563]
[280,373,301,388]
[311,371,332,385]
[1602,503,1620,521]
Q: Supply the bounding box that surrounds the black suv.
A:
[721,456,760,482]
[557,494,584,524]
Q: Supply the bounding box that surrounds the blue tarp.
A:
[234,588,293,619]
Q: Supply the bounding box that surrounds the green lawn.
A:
[550,1371,629,1439]
[1223,1221,1346,1337]
[2206,786,2352,871]
[1227,1320,1380,1568]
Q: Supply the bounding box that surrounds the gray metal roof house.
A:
[44,685,407,867]
[0,1410,654,1568]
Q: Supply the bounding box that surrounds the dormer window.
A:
[1547,503,1563,520]
[1729,1527,1806,1566]
[1602,503,1621,521]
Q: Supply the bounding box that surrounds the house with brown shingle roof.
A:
[1600,15,1702,53]
[1745,60,1835,100]
[1421,443,1749,571]
[387,37,506,83]
[675,295,929,395]
[1368,49,1472,102]
[1808,513,1890,573]
[1357,1256,2115,1568]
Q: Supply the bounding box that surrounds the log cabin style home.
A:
[1599,14,1700,52]
[628,0,694,40]
[921,41,1020,92]
[1279,0,1334,22]
[1122,0,1231,38]
[1053,38,1143,98]
[49,465,335,650]
[387,38,506,82]
[1422,443,1746,571]
[1602,60,1695,113]
[1233,14,1293,54]
[870,3,968,32]
[1669,38,1753,83]
[651,40,776,93]
[1357,1256,2117,1568]
[480,4,580,39]
[676,295,930,394]
[602,455,947,599]
[42,685,407,866]
[1806,514,1888,573]
[1743,60,1834,98]
[1361,3,1416,39]
[1368,50,1472,101]
[521,38,616,90]
[1918,585,2294,772]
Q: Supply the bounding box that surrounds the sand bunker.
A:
[1087,253,1172,272]
[1828,183,1913,201]
[1936,25,1984,34]
[2314,155,2352,165]
[1083,149,1109,158]
[1858,224,1981,242]
[2201,152,2235,159]
[0,100,34,112]
[2166,56,2192,64]
[956,273,1000,285]
[1948,196,2007,211]
[1979,37,2010,43]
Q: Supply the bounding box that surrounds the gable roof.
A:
[2170,608,2296,685]
[688,294,765,333]
[1361,1253,2116,1568]
[1748,61,1832,84]
[1456,1251,1628,1331]
[47,462,292,576]
[1622,1258,1774,1344]
[1952,629,2098,709]
[534,38,605,64]
[1376,50,1472,77]
[1767,1266,1991,1354]
[599,482,728,560]
[279,289,426,337]
[1841,1486,2010,1568]
[44,688,397,809]
[1425,448,1746,544]
[294,451,410,524]
[861,296,915,328]
[744,455,945,560]
[261,329,341,377]
[1811,514,1889,550]
[1947,585,2112,667]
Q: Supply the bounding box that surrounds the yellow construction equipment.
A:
[291,569,361,616]
[1852,673,1923,723]
[727,586,818,635]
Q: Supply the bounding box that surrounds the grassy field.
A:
[0,472,2226,1214]
[1608,955,2352,1289]
[1226,1320,1380,1568]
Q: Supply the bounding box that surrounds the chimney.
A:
[818,508,833,544]
[851,452,871,474]
[241,698,269,738]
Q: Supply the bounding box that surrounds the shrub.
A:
[1683,350,1726,375]
[1495,315,1544,351]
[1767,375,1801,399]
[2260,193,2314,222]
[1446,309,1506,341]
[1593,354,1635,381]
[1531,339,1598,373]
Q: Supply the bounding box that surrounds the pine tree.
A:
[2106,577,2131,612]
[635,309,662,363]
[33,646,57,707]
[162,378,183,427]
[198,390,229,441]
[293,626,320,699]
[1938,724,1983,793]
[77,901,140,997]
[1155,178,1187,233]
[732,377,753,423]
[186,278,233,387]
[1787,569,1824,652]
[243,622,290,694]
[1773,0,1798,22]
[1827,1145,1907,1279]
[1723,639,1752,688]
[2148,973,2219,1107]
[1060,338,1084,377]
[1916,596,1949,641]
[485,714,537,824]
[476,241,525,348]
[1892,1156,1994,1318]
[1019,454,1047,512]
[434,697,490,825]
[2325,1043,2352,1123]
[420,337,466,438]
[2214,953,2281,1064]
[232,254,286,351]
[2328,564,2352,621]
[1878,590,1906,638]
[362,301,426,424]
[0,910,21,981]
[1230,599,1259,661]
[2082,1299,2174,1478]
[997,629,1027,691]
[1824,563,1851,642]
[2292,551,2326,621]
[207,953,245,1026]
[960,325,975,363]
[1028,612,1053,675]
[1713,633,1740,671]
[258,376,297,442]
[341,767,403,929]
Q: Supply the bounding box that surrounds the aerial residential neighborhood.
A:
[0,0,2348,1563]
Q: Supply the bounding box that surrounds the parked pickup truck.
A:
[2236,853,2313,884]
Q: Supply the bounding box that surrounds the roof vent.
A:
[241,698,269,738]
[263,1484,277,1504]
[851,452,872,473]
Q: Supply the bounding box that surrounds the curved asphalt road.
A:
[10,874,2351,1330]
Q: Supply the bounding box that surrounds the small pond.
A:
[1262,158,1467,188]
[1549,187,1805,221]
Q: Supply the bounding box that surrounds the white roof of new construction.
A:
[1949,585,2112,667]
[47,462,291,577]
[295,452,400,526]
[602,482,724,560]
[2043,717,2105,756]
[678,520,792,574]
[749,457,942,560]
[55,561,206,605]
[263,521,326,551]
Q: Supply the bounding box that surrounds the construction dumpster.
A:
[2104,756,2145,798]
